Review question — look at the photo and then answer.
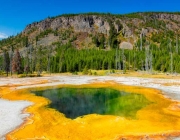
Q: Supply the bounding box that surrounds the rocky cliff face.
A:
[24,13,180,38]
[1,12,180,52]
[24,15,112,35]
[148,13,180,22]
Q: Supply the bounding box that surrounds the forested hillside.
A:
[0,12,180,76]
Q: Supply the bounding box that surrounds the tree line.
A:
[1,36,180,77]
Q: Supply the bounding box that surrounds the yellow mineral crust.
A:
[1,82,180,140]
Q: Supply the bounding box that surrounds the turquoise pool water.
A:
[34,88,150,119]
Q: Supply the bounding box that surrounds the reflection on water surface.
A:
[34,88,150,119]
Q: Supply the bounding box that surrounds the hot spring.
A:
[34,88,151,119]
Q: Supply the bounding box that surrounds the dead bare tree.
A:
[169,40,173,74]
[149,51,153,74]
[176,35,178,54]
[122,49,126,73]
[145,45,150,72]
[140,33,143,51]
[115,48,118,70]
[118,49,121,70]
[47,45,52,75]
[9,46,13,76]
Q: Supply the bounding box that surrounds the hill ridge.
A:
[0,12,180,75]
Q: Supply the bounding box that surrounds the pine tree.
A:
[35,46,46,76]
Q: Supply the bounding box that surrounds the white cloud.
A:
[0,32,8,39]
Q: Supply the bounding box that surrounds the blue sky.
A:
[0,0,180,39]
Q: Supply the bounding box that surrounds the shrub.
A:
[72,71,78,75]
[82,66,88,75]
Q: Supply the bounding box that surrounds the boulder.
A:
[119,42,133,50]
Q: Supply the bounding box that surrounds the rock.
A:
[141,28,148,36]
[24,13,180,37]
[119,42,133,50]
[20,12,180,50]
[24,15,111,35]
